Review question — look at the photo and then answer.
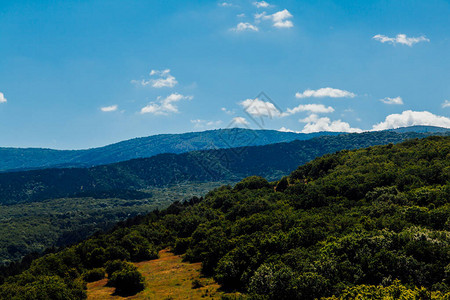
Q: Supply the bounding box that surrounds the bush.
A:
[83,268,105,282]
[234,176,271,191]
[109,267,144,294]
[105,260,128,277]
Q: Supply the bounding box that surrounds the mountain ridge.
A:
[1,130,448,205]
[1,126,447,172]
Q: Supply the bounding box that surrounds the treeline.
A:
[1,131,447,205]
[1,136,449,299]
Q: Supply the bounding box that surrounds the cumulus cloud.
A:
[295,88,356,99]
[132,69,178,88]
[373,34,430,46]
[253,1,270,8]
[278,127,300,133]
[0,92,6,103]
[232,117,250,125]
[240,98,281,118]
[442,100,450,108]
[256,9,294,28]
[191,119,223,128]
[231,22,259,32]
[140,93,192,115]
[101,105,118,112]
[380,96,403,105]
[299,114,362,133]
[283,104,334,116]
[372,110,450,130]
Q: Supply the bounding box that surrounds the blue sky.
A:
[0,0,449,149]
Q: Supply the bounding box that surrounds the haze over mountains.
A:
[0,125,447,172]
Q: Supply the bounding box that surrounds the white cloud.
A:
[373,34,430,46]
[232,116,249,125]
[221,107,234,115]
[219,2,233,7]
[372,110,450,130]
[278,127,300,133]
[140,93,193,115]
[300,114,362,133]
[240,98,281,118]
[101,105,118,112]
[191,119,223,128]
[231,22,259,32]
[253,1,270,8]
[132,69,178,88]
[0,92,6,103]
[380,96,403,105]
[442,100,450,108]
[283,103,334,116]
[256,9,293,28]
[237,13,246,18]
[296,87,356,99]
[259,9,293,28]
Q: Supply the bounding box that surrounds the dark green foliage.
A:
[82,268,105,282]
[1,136,449,299]
[108,262,144,295]
[234,176,271,191]
[0,131,447,205]
[0,128,334,172]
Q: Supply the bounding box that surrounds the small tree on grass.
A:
[107,261,144,295]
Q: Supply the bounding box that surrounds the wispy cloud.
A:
[218,2,233,7]
[442,100,450,108]
[253,1,270,8]
[380,96,403,105]
[372,110,450,130]
[191,119,223,128]
[221,107,235,115]
[256,9,294,28]
[140,93,192,115]
[0,92,6,103]
[373,34,430,46]
[296,87,356,99]
[231,22,259,32]
[101,105,118,112]
[300,114,362,133]
[283,104,334,116]
[132,69,178,88]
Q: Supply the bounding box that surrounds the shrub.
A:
[83,268,105,282]
[109,267,144,294]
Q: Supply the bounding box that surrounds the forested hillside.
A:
[0,126,446,172]
[1,136,449,299]
[0,130,447,205]
[0,128,341,172]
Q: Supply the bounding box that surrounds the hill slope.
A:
[1,126,447,172]
[0,128,341,172]
[0,130,448,205]
[1,136,449,299]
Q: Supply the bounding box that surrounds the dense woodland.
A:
[1,131,448,264]
[0,136,449,299]
[0,128,339,172]
[0,130,447,205]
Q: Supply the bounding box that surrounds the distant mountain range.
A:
[0,129,342,172]
[0,125,447,172]
[0,129,448,205]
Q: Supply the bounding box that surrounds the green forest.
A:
[1,136,449,299]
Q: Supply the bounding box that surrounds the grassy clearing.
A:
[87,250,237,299]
